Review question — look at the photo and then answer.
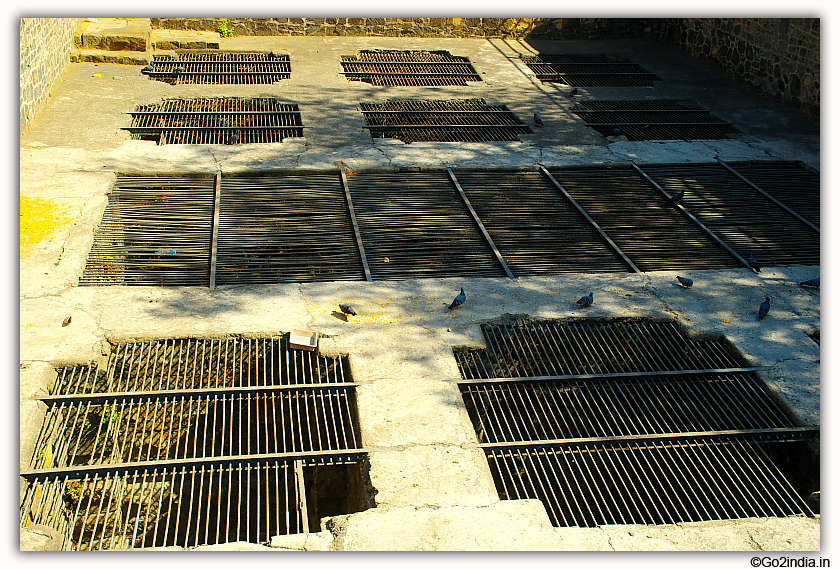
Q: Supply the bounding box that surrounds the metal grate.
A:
[124,98,304,145]
[214,175,367,285]
[341,50,482,86]
[80,176,216,287]
[143,52,291,84]
[21,337,367,550]
[455,320,817,527]
[450,171,632,275]
[571,100,739,141]
[344,172,508,280]
[359,99,530,143]
[548,166,745,271]
[638,163,820,266]
[520,54,659,86]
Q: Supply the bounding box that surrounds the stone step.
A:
[74,18,151,52]
[150,29,221,51]
[70,49,149,65]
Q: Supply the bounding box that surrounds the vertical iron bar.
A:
[209,171,222,289]
[339,170,373,281]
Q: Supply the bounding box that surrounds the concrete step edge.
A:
[70,49,150,65]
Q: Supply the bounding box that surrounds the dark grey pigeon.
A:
[448,287,466,310]
[676,276,693,288]
[758,297,771,320]
[533,113,544,127]
[747,255,761,273]
[800,277,820,288]
[671,190,685,204]
[141,63,154,74]
[174,64,186,75]
[577,292,594,308]
[339,303,357,316]
[226,130,240,145]
[570,88,578,96]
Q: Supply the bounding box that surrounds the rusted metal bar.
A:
[340,170,372,281]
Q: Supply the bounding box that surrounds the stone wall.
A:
[20,18,83,137]
[658,18,819,119]
[151,18,657,40]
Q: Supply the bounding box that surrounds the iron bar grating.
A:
[450,171,632,275]
[637,163,820,266]
[144,52,291,84]
[125,97,304,145]
[344,172,508,280]
[520,54,659,86]
[341,50,482,86]
[571,100,738,141]
[548,166,745,271]
[455,320,816,527]
[214,175,366,285]
[22,337,367,549]
[80,177,216,287]
[724,162,820,229]
[359,99,530,143]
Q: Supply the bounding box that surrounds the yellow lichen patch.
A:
[20,196,74,258]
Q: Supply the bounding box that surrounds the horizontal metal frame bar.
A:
[124,126,307,132]
[126,111,301,116]
[478,427,819,450]
[535,72,657,77]
[585,121,731,127]
[363,124,527,130]
[342,72,480,77]
[20,449,367,479]
[341,60,472,65]
[456,367,763,385]
[361,110,512,115]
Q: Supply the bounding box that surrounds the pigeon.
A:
[758,297,771,320]
[577,292,594,308]
[676,276,694,288]
[671,190,685,204]
[268,51,275,60]
[747,255,761,273]
[613,127,621,136]
[339,303,357,316]
[533,113,544,127]
[141,63,154,74]
[174,64,186,75]
[800,277,820,288]
[569,87,578,96]
[448,287,466,310]
[226,130,240,145]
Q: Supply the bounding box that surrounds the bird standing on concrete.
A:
[758,297,771,320]
[533,113,544,127]
[226,130,240,145]
[141,62,154,74]
[577,292,594,308]
[448,287,466,310]
[800,277,820,288]
[339,303,357,317]
[747,254,761,273]
[676,276,694,288]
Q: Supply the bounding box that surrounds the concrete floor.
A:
[19,35,820,552]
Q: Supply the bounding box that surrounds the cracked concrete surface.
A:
[19,35,819,552]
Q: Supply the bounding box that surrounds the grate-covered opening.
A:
[343,172,508,280]
[21,337,371,550]
[341,50,482,86]
[80,176,216,287]
[143,52,291,85]
[455,319,818,527]
[548,166,745,271]
[520,54,659,86]
[639,163,820,266]
[214,175,366,285]
[359,99,530,143]
[571,100,738,141]
[124,97,304,145]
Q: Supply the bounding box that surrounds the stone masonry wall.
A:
[20,18,83,137]
[151,18,657,40]
[658,18,819,119]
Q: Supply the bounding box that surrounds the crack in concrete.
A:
[747,531,764,551]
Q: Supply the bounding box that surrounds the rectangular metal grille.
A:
[359,99,530,143]
[343,172,508,280]
[548,166,745,271]
[214,175,366,285]
[124,97,304,145]
[455,320,816,527]
[143,52,291,84]
[341,50,482,86]
[571,100,739,141]
[80,176,216,287]
[21,337,366,550]
[520,54,659,86]
[639,163,820,266]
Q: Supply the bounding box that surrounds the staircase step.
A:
[70,49,149,65]
[150,30,221,50]
[74,18,151,52]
